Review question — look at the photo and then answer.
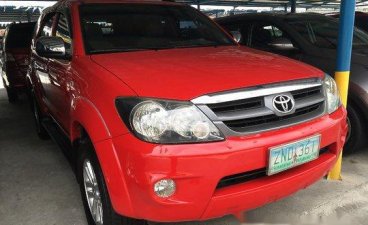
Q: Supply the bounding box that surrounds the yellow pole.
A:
[327,71,350,180]
[335,72,350,107]
[326,0,355,180]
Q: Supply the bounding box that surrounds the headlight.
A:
[324,74,341,114]
[115,98,225,144]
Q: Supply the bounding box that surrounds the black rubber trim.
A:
[216,146,329,189]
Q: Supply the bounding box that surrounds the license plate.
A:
[268,135,321,176]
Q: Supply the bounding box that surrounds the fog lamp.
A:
[154,179,176,198]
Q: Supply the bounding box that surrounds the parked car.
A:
[1,22,36,102]
[330,11,368,33]
[28,1,347,225]
[216,13,368,153]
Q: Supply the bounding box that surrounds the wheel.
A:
[30,91,49,140]
[344,104,363,154]
[78,138,147,225]
[3,78,18,103]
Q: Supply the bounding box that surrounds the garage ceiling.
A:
[1,0,368,24]
[179,0,368,8]
[0,6,41,23]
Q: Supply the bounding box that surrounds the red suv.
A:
[1,22,36,103]
[28,1,347,224]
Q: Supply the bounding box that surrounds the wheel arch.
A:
[69,96,111,143]
[70,98,135,217]
[348,82,368,125]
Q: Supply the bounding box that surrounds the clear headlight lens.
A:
[116,98,225,144]
[324,74,341,114]
[131,101,168,139]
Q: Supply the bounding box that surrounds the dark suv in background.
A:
[354,12,368,32]
[216,13,368,153]
[1,22,36,103]
[330,12,368,33]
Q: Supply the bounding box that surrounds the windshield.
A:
[79,4,235,54]
[287,18,368,49]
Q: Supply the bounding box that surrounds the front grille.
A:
[224,103,322,132]
[216,146,329,189]
[208,97,263,114]
[194,79,326,135]
[292,86,322,100]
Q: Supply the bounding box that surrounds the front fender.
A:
[70,96,111,143]
[70,97,134,216]
[94,138,135,217]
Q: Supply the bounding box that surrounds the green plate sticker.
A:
[268,135,321,176]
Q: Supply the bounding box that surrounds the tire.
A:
[3,78,18,103]
[344,104,363,154]
[30,91,49,140]
[78,138,147,225]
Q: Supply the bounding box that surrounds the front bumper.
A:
[95,106,347,222]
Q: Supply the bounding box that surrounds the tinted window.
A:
[5,23,36,49]
[288,19,368,49]
[79,4,235,54]
[251,24,290,48]
[56,13,72,54]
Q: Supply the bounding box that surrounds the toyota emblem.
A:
[272,94,295,114]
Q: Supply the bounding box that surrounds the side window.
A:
[251,23,289,49]
[40,13,56,37]
[56,13,72,55]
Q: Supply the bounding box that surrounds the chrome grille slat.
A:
[208,97,263,113]
[191,78,323,105]
[294,94,325,109]
[224,103,322,129]
[291,86,322,100]
[194,78,326,136]
[216,107,274,122]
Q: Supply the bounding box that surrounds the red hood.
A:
[91,46,324,101]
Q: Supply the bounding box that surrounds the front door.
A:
[47,13,73,133]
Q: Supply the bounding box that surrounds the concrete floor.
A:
[1,79,368,225]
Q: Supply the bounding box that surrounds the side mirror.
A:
[268,38,297,51]
[36,36,67,59]
[230,30,242,43]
